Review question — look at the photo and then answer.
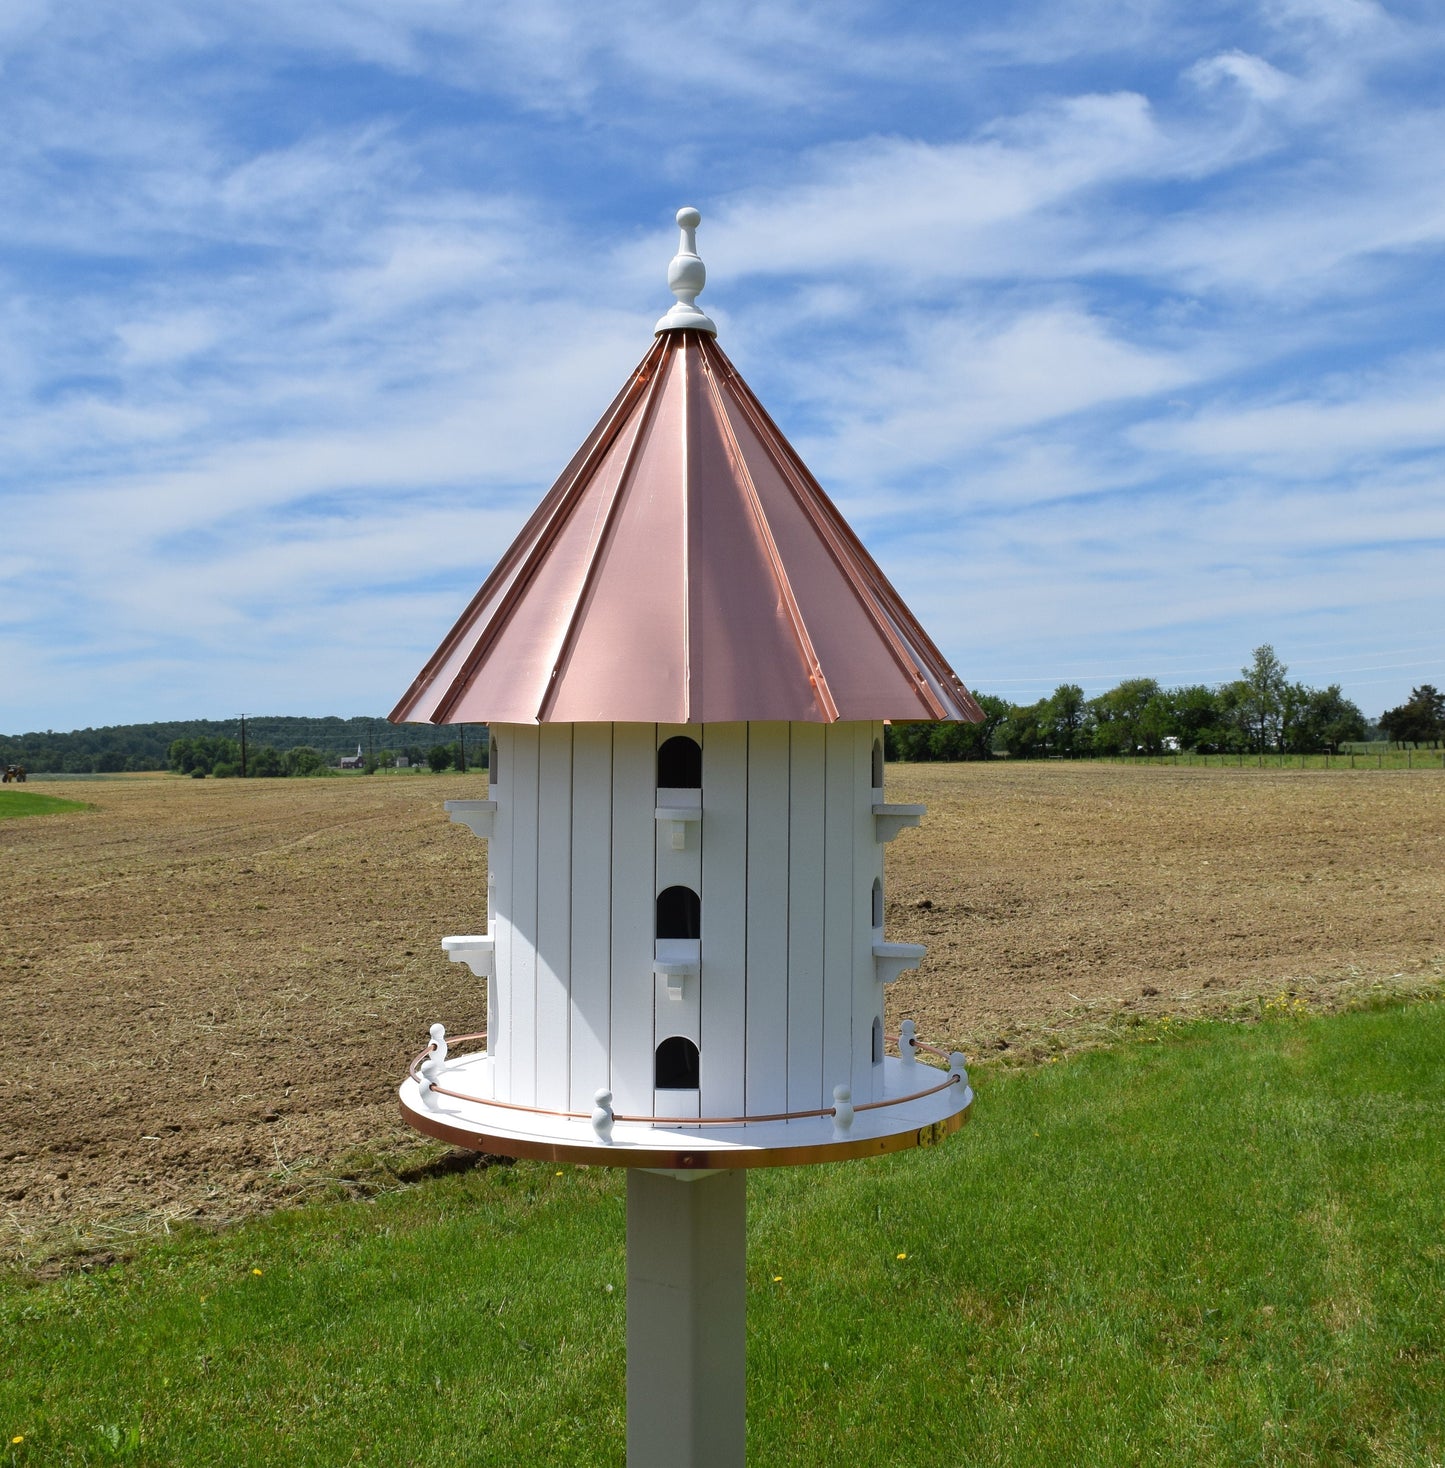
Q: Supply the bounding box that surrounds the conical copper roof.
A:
[391,221,981,728]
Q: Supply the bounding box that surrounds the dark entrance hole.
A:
[658,735,702,789]
[656,885,701,939]
[655,1036,700,1090]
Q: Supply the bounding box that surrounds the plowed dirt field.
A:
[3,764,1441,1265]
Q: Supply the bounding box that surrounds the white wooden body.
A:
[463,720,915,1123]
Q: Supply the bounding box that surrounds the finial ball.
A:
[676,206,702,229]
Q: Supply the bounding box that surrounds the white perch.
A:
[872,803,926,844]
[444,799,497,839]
[873,941,927,986]
[654,802,703,850]
[442,934,495,978]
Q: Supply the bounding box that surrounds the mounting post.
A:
[626,1169,746,1467]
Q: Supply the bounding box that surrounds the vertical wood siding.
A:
[785,722,826,1112]
[610,723,657,1114]
[534,724,573,1110]
[700,722,748,1117]
[743,723,790,1115]
[482,719,890,1121]
[490,724,515,1096]
[507,724,541,1107]
[568,724,614,1110]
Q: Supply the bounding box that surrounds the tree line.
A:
[889,648,1443,762]
[0,717,479,775]
[5,653,1438,774]
[166,735,481,778]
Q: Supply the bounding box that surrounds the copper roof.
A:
[391,220,981,728]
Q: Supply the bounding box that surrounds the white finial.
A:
[591,1088,615,1144]
[899,1019,917,1067]
[655,206,718,336]
[832,1084,854,1140]
[428,1022,448,1065]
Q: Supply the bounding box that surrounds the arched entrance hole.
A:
[657,736,702,789]
[655,1036,700,1090]
[657,885,701,940]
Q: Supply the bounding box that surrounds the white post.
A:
[626,1169,746,1467]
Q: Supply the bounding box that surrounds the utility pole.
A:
[458,724,467,774]
[240,715,247,779]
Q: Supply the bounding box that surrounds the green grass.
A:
[4,1004,1443,1466]
[0,790,89,820]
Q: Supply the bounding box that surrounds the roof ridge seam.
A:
[712,342,974,709]
[697,340,838,723]
[534,335,677,724]
[703,338,953,721]
[679,331,691,723]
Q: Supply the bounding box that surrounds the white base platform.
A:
[399,1053,973,1169]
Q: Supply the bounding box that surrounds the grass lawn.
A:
[0,791,88,820]
[3,1002,1442,1466]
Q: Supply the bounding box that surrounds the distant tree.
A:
[937,695,1009,760]
[427,743,455,773]
[1088,678,1161,755]
[1137,693,1175,754]
[1379,685,1445,747]
[999,699,1050,758]
[1237,645,1289,752]
[249,745,284,777]
[887,723,934,762]
[283,746,326,777]
[889,695,1007,762]
[1295,686,1367,753]
[212,761,240,778]
[1215,680,1251,751]
[1047,684,1087,755]
[168,735,239,776]
[1169,684,1226,752]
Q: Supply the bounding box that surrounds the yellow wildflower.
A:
[896,1252,908,1260]
[251,1268,263,1277]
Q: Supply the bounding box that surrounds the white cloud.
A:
[1267,0,1389,40]
[710,92,1167,286]
[1133,363,1445,468]
[115,310,224,366]
[1187,49,1294,102]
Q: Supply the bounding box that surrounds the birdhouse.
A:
[394,209,982,1169]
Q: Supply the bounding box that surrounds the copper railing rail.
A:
[408,1031,965,1129]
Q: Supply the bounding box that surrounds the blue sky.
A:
[2,0,1442,733]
